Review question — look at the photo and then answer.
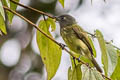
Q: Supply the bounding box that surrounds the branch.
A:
[3,6,75,58]
[11,0,118,51]
[3,6,111,80]
[10,0,55,19]
[11,0,119,51]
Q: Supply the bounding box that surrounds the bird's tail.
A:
[91,57,103,73]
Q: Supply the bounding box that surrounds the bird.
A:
[56,14,102,73]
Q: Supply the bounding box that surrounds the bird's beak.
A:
[54,16,60,21]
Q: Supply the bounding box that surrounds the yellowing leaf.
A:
[36,20,62,80]
[46,18,56,32]
[59,0,64,8]
[96,30,108,76]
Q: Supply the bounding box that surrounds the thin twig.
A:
[86,31,96,37]
[87,32,120,50]
[3,6,57,45]
[10,0,55,19]
[102,74,112,80]
[3,6,111,80]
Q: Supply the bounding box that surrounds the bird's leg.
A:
[73,57,77,67]
[59,43,67,49]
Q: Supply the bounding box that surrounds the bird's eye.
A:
[61,17,66,20]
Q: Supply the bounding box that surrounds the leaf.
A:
[2,0,10,7]
[96,30,108,76]
[0,14,7,35]
[70,55,80,69]
[106,44,118,77]
[88,37,96,57]
[80,55,93,67]
[111,50,120,80]
[0,0,7,35]
[7,0,19,23]
[0,0,5,20]
[58,0,64,8]
[81,64,104,80]
[36,20,62,80]
[46,18,56,32]
[5,0,10,7]
[68,64,82,80]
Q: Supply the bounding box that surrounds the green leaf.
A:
[88,37,96,57]
[106,44,118,77]
[36,20,62,80]
[0,0,5,20]
[81,64,104,80]
[2,0,10,7]
[80,55,93,67]
[46,18,56,32]
[0,14,7,35]
[111,50,120,80]
[58,0,64,8]
[68,64,82,80]
[7,0,19,23]
[0,0,7,35]
[96,30,108,76]
[70,55,79,69]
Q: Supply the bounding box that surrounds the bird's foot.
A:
[59,43,67,49]
[73,57,77,67]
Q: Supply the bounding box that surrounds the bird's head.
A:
[56,14,76,28]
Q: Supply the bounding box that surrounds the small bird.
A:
[56,14,102,73]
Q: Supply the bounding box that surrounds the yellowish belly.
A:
[61,31,81,54]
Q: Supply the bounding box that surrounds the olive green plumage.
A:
[57,14,102,73]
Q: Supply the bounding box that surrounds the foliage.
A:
[96,30,108,76]
[111,50,120,80]
[7,0,19,24]
[68,64,82,80]
[81,65,104,80]
[58,0,64,8]
[0,0,120,80]
[0,0,6,35]
[36,18,62,80]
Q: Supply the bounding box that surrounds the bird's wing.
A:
[72,26,93,55]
